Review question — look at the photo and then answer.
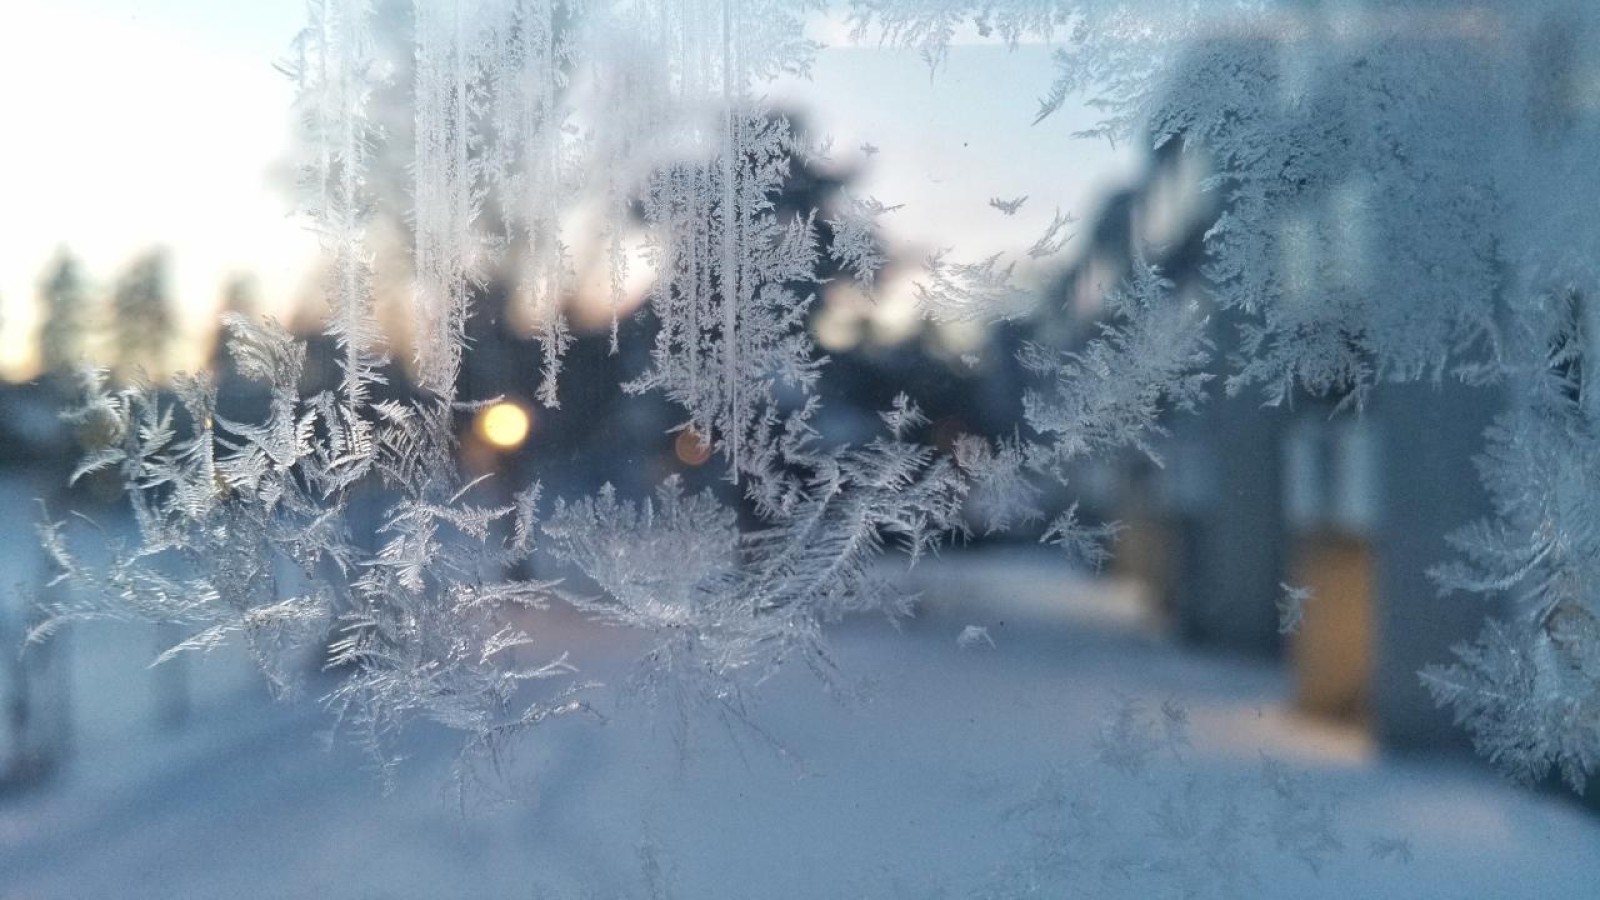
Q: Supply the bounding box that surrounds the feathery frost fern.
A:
[34,0,1600,798]
[35,0,1191,777]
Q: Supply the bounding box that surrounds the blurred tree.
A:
[37,248,91,376]
[111,249,173,380]
[210,273,259,365]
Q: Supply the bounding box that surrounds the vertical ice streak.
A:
[292,0,386,475]
[534,0,567,406]
[487,0,573,407]
[412,0,478,403]
[526,0,571,407]
[720,0,741,478]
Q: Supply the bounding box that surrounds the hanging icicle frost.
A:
[29,0,1247,781]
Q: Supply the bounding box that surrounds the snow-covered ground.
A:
[2,549,1598,898]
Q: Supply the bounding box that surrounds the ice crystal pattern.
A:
[32,0,1600,795]
[976,698,1354,899]
[852,0,1600,791]
[32,0,1193,775]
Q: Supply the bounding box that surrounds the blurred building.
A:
[1057,2,1600,761]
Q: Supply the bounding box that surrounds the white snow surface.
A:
[2,550,1597,898]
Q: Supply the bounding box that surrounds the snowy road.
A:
[2,551,1598,898]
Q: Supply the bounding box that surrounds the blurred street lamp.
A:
[476,400,531,451]
[674,428,712,467]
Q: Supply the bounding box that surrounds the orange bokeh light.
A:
[674,428,712,466]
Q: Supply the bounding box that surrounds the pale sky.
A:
[772,41,1139,275]
[0,0,314,377]
[0,1,1139,379]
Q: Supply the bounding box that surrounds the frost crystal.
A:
[37,0,1103,773]
[32,0,1600,798]
[854,0,1600,791]
[986,697,1368,898]
[1368,836,1414,865]
[956,624,995,650]
[988,195,1027,216]
[1277,584,1314,636]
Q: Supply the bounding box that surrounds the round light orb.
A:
[477,401,531,450]
[674,428,712,466]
